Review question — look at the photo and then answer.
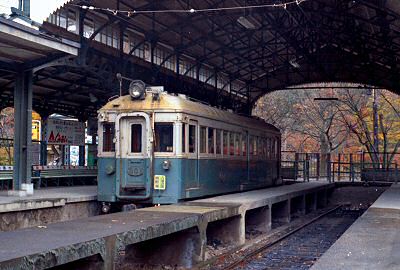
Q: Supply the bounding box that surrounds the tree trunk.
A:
[320,132,330,177]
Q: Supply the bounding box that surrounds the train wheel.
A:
[122,203,137,212]
[101,202,111,214]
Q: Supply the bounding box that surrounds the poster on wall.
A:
[46,119,85,146]
[32,120,41,141]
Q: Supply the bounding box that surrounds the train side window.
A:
[208,127,215,154]
[263,139,268,159]
[200,126,207,153]
[182,124,186,153]
[229,132,235,156]
[235,133,241,156]
[272,138,275,159]
[155,123,174,152]
[249,136,254,156]
[223,131,228,156]
[242,133,247,156]
[102,122,115,152]
[130,124,142,153]
[189,124,196,153]
[253,137,258,156]
[271,138,274,159]
[216,129,222,155]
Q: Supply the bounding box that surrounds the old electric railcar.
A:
[97,86,281,207]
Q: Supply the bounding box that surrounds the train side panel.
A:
[97,157,117,202]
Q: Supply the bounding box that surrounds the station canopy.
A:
[3,0,400,116]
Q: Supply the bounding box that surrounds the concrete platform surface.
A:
[312,184,400,270]
[0,209,201,270]
[0,186,97,213]
[0,182,333,269]
[190,182,333,211]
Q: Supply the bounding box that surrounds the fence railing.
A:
[0,166,97,190]
[282,151,400,184]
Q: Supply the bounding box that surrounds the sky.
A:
[0,0,68,22]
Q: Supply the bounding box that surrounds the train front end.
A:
[97,81,156,208]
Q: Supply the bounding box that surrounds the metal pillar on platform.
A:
[13,70,33,190]
[79,144,85,166]
[78,118,86,166]
[40,115,48,166]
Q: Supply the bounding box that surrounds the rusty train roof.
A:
[99,92,280,133]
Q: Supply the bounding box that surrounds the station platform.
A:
[0,186,98,231]
[312,183,400,270]
[0,186,97,211]
[0,182,333,270]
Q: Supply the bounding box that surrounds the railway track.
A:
[208,205,362,270]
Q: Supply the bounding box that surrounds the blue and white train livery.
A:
[97,82,281,209]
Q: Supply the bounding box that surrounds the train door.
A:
[186,120,199,188]
[116,113,152,200]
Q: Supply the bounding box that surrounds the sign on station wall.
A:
[45,119,85,145]
[32,120,41,141]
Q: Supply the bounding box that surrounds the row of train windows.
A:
[195,126,278,159]
[102,123,174,153]
[102,122,279,159]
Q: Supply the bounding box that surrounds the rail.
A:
[221,205,343,270]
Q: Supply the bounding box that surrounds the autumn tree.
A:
[337,89,400,168]
[255,87,351,155]
[0,108,14,165]
[255,84,400,171]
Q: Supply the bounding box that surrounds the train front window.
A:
[102,122,115,152]
[189,124,196,153]
[155,123,174,152]
[130,124,142,153]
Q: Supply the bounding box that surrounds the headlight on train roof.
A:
[129,80,146,100]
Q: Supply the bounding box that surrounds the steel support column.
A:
[79,144,85,166]
[13,70,33,190]
[40,114,49,166]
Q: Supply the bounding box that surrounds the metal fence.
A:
[282,151,400,184]
[281,152,324,181]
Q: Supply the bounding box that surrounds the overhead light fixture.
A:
[237,16,260,30]
[89,93,98,103]
[289,59,300,68]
